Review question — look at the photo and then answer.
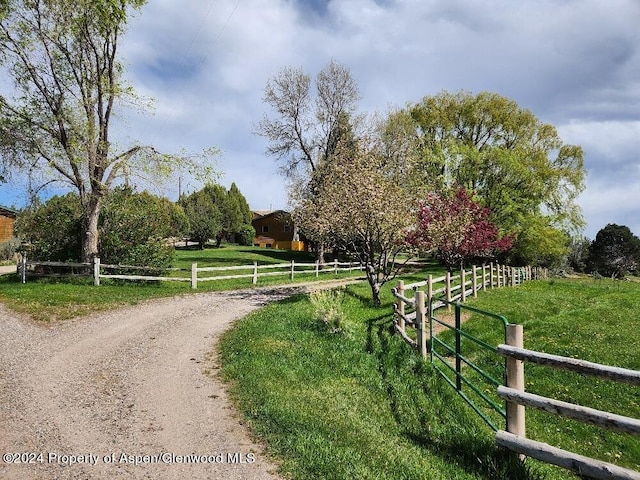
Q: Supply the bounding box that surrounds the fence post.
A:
[415,290,427,358]
[472,266,478,298]
[253,261,258,285]
[445,271,452,312]
[315,260,319,278]
[460,268,466,302]
[93,257,100,286]
[20,254,27,284]
[482,265,487,292]
[191,262,197,289]
[396,280,405,332]
[290,260,295,281]
[511,267,516,287]
[506,324,525,438]
[490,263,494,288]
[334,259,338,275]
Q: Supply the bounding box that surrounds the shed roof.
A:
[0,206,17,218]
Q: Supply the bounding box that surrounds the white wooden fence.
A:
[17,256,364,288]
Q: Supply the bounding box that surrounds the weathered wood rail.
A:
[497,325,640,480]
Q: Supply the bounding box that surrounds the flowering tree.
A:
[293,136,414,306]
[407,188,513,270]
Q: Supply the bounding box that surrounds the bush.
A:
[99,188,175,269]
[309,288,349,334]
[236,224,256,246]
[15,193,82,261]
[0,237,20,261]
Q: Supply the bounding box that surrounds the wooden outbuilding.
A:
[0,206,17,242]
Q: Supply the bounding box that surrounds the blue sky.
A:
[1,0,639,239]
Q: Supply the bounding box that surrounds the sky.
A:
[1,0,639,239]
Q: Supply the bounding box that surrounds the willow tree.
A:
[406,91,586,263]
[0,0,216,261]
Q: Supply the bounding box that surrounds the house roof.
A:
[0,206,17,218]
[251,209,290,220]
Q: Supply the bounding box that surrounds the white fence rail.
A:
[17,256,364,288]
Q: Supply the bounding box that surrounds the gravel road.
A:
[0,284,342,480]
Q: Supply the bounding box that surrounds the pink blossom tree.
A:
[407,188,513,270]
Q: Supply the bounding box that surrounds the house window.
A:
[262,225,269,233]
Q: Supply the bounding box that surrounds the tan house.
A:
[0,206,16,242]
[251,210,305,251]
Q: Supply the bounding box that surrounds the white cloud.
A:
[2,0,640,240]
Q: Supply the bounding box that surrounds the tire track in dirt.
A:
[0,286,326,480]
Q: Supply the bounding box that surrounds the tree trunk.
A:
[81,195,102,263]
[317,241,326,268]
[366,265,382,306]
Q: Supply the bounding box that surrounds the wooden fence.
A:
[392,263,546,355]
[391,265,640,479]
[17,256,364,288]
[497,325,640,480]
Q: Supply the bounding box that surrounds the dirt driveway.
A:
[0,282,359,480]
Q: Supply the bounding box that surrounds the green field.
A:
[218,277,640,479]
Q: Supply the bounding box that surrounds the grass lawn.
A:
[461,278,640,473]
[218,277,640,480]
[0,245,363,321]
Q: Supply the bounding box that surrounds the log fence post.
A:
[482,264,487,292]
[461,268,466,302]
[253,261,258,284]
[415,290,427,358]
[472,266,478,298]
[396,280,405,332]
[290,260,295,280]
[445,271,452,312]
[506,324,526,439]
[489,262,493,288]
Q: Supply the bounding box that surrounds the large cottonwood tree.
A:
[0,0,216,262]
[406,91,586,263]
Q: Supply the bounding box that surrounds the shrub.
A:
[0,237,21,261]
[15,193,82,261]
[99,188,175,269]
[236,224,256,246]
[309,288,349,334]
